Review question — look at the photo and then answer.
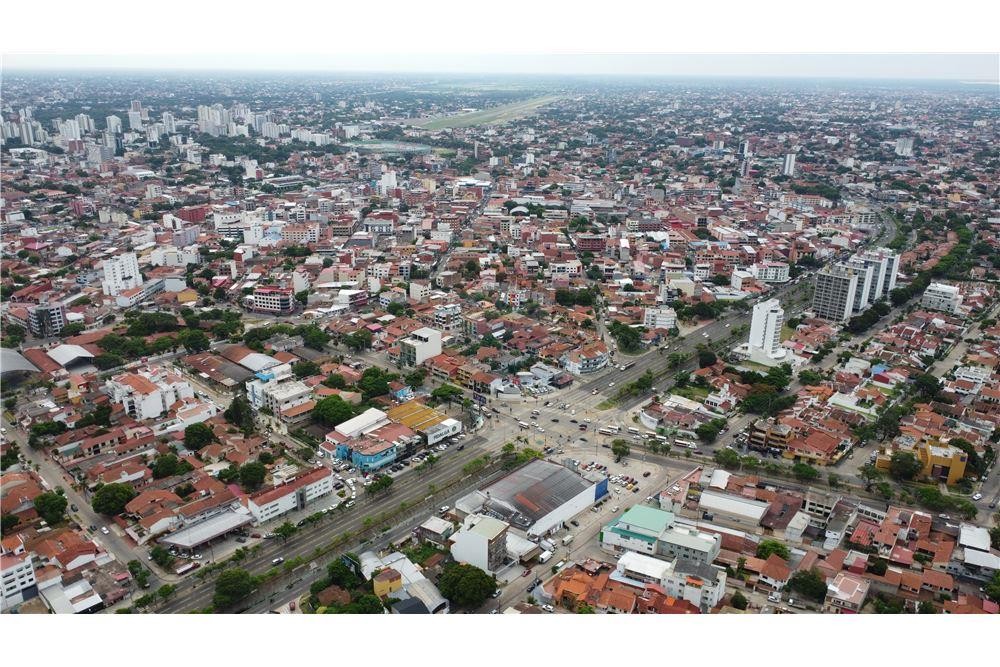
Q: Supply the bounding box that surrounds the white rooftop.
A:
[959,524,992,552]
[47,344,94,367]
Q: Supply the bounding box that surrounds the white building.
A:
[852,248,899,304]
[245,467,335,524]
[448,514,509,575]
[613,551,727,612]
[1,552,37,610]
[748,262,790,283]
[782,153,796,177]
[105,366,195,421]
[642,306,677,331]
[101,252,142,296]
[149,245,200,267]
[601,505,721,566]
[895,137,914,157]
[812,263,859,322]
[398,327,442,367]
[921,282,963,314]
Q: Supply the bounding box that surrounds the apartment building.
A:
[921,282,963,314]
[643,306,678,331]
[245,467,335,524]
[449,514,509,575]
[245,286,295,314]
[105,366,195,421]
[398,327,442,367]
[101,252,142,296]
[812,264,859,322]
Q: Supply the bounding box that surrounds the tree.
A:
[697,348,717,368]
[274,521,298,542]
[437,563,497,608]
[990,525,1000,551]
[731,591,748,610]
[983,571,1000,603]
[386,301,406,316]
[213,568,256,609]
[357,367,394,400]
[294,290,310,306]
[791,462,820,483]
[430,384,463,404]
[756,539,791,561]
[326,559,359,589]
[577,603,596,613]
[787,569,828,603]
[223,395,255,434]
[913,373,941,400]
[889,451,921,481]
[611,439,630,462]
[323,373,347,389]
[151,454,189,479]
[292,360,321,378]
[33,491,68,525]
[859,464,882,487]
[238,462,266,491]
[714,448,742,470]
[177,329,210,353]
[344,329,373,351]
[405,369,427,388]
[367,474,394,496]
[157,584,178,601]
[92,483,136,516]
[313,395,354,427]
[798,369,824,386]
[184,422,215,451]
[150,546,175,569]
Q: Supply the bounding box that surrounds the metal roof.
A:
[0,348,39,374]
[478,458,592,528]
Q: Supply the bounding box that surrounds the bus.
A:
[627,427,641,436]
[518,421,530,430]
[598,427,617,436]
[620,361,636,371]
[674,439,697,450]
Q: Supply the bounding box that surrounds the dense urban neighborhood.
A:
[2,69,999,617]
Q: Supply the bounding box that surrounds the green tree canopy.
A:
[889,451,921,481]
[213,568,256,609]
[184,422,216,451]
[92,483,137,516]
[33,491,68,525]
[437,563,497,608]
[238,462,266,491]
[314,395,354,427]
[756,539,791,561]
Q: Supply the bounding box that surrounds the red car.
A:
[522,568,531,577]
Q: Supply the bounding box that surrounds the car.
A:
[345,501,356,509]
[592,389,599,395]
[439,505,450,515]
[236,537,247,543]
[70,503,79,512]
[579,437,588,442]
[327,505,336,512]
[990,502,997,509]
[767,593,781,603]
[192,553,203,560]
[272,557,284,565]
[972,493,983,501]
[570,520,579,527]
[297,519,308,527]
[570,419,578,424]
[536,427,544,433]
[542,604,555,613]
[611,506,620,513]
[521,569,531,578]
[551,418,559,423]
[457,444,465,451]
[642,471,651,477]
[608,382,615,388]
[632,487,640,494]
[100,526,110,535]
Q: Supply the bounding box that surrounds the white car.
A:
[100,526,110,535]
[608,382,615,388]
[536,427,545,433]
[439,505,451,515]
[542,604,555,613]
[972,493,983,501]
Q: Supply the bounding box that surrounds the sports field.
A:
[413,95,561,130]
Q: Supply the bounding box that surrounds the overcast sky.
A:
[5,53,998,81]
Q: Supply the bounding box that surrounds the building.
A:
[921,283,963,314]
[601,505,721,566]
[457,458,606,538]
[853,248,899,302]
[245,286,295,314]
[895,137,915,157]
[245,467,335,524]
[812,264,859,322]
[825,571,870,613]
[782,153,796,177]
[105,366,195,421]
[747,298,786,362]
[1,552,37,610]
[642,306,677,331]
[448,514,509,575]
[27,302,67,338]
[398,327,442,368]
[749,262,790,283]
[562,341,610,375]
[101,252,142,296]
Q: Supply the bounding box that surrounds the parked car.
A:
[70,503,79,512]
[570,520,580,527]
[972,493,983,501]
[642,471,651,478]
[272,557,284,565]
[100,526,110,535]
[542,604,555,613]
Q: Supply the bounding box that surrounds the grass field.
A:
[413,95,562,130]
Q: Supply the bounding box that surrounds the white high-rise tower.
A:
[748,298,786,361]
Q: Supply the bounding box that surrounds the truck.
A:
[538,550,554,564]
[562,534,575,546]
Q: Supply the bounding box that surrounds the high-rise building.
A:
[853,247,900,302]
[844,258,875,314]
[739,140,751,157]
[27,302,67,338]
[812,264,860,322]
[161,112,175,134]
[18,120,35,146]
[895,137,914,157]
[105,115,122,134]
[748,298,786,360]
[127,110,143,131]
[101,252,142,296]
[782,153,796,177]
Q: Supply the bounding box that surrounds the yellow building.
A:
[876,441,967,485]
[373,567,402,599]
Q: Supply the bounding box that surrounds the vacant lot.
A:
[413,95,562,130]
